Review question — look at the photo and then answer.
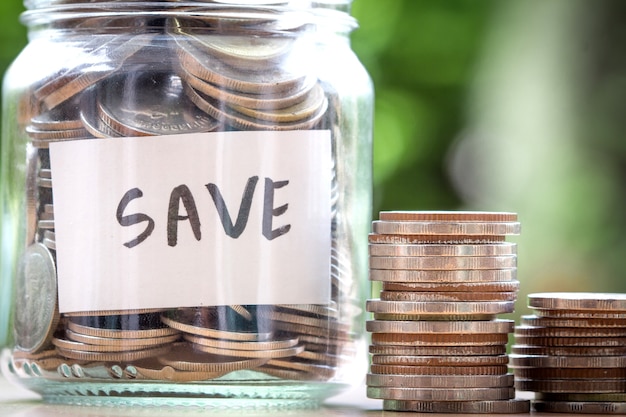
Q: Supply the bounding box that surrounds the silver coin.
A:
[14,243,59,353]
[369,268,516,283]
[371,220,521,236]
[532,401,626,414]
[383,399,531,413]
[367,373,514,388]
[97,71,219,136]
[368,242,517,257]
[369,255,516,270]
[366,319,514,334]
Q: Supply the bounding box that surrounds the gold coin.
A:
[378,211,518,222]
[369,242,517,257]
[515,325,626,337]
[367,373,514,388]
[513,335,626,347]
[369,269,516,283]
[158,345,266,373]
[380,291,517,302]
[160,314,272,342]
[382,280,520,293]
[371,333,509,346]
[371,220,521,236]
[371,354,509,367]
[520,314,626,328]
[383,399,530,414]
[67,320,179,339]
[366,299,515,315]
[369,344,507,356]
[368,234,507,244]
[65,329,179,348]
[192,342,304,359]
[367,386,515,401]
[509,353,626,368]
[366,319,514,334]
[370,255,516,271]
[532,400,626,414]
[56,344,171,362]
[511,344,626,356]
[513,367,626,379]
[515,378,626,393]
[529,292,626,312]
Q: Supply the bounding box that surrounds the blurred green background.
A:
[2,0,626,318]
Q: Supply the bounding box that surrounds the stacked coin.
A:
[366,211,530,413]
[53,313,180,364]
[512,292,626,414]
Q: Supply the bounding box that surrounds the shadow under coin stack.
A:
[365,211,530,413]
[512,292,626,414]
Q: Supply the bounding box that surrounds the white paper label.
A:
[49,130,332,313]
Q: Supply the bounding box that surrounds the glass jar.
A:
[0,0,373,407]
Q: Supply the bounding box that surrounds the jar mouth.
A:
[21,2,356,33]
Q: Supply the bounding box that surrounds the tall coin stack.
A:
[512,292,626,414]
[365,211,530,413]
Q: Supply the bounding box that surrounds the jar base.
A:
[16,378,347,408]
[2,353,347,408]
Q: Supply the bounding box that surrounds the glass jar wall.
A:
[0,1,373,407]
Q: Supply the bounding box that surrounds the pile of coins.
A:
[12,8,358,385]
[365,211,530,413]
[512,292,626,414]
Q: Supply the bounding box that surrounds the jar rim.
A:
[23,1,353,11]
[21,2,357,32]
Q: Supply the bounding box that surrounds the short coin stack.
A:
[512,292,626,414]
[366,211,530,413]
